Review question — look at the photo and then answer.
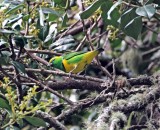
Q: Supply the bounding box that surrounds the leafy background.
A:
[0,0,160,130]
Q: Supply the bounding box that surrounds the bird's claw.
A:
[68,72,72,78]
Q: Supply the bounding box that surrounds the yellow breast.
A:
[62,59,85,73]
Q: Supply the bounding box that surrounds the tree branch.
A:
[36,111,67,130]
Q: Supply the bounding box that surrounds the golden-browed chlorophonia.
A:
[49,48,104,74]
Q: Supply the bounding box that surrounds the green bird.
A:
[49,48,104,74]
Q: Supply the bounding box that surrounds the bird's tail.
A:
[96,48,104,53]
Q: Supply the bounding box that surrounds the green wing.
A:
[63,51,86,60]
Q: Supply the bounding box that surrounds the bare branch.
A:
[36,111,67,130]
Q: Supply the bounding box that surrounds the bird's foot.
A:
[63,73,73,81]
[82,73,86,77]
[68,72,72,78]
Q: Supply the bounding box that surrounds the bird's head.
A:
[49,56,65,71]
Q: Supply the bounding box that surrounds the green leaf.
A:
[54,0,66,7]
[38,23,49,41]
[17,118,24,128]
[62,13,68,27]
[13,24,21,31]
[0,97,11,111]
[1,51,12,56]
[11,61,26,74]
[24,116,46,127]
[5,14,23,25]
[0,38,8,48]
[42,7,61,16]
[136,4,156,19]
[124,16,142,40]
[54,0,63,4]
[5,4,24,15]
[3,0,22,5]
[107,0,122,20]
[101,0,120,27]
[13,36,27,48]
[49,35,77,52]
[101,0,112,28]
[44,24,57,44]
[22,14,30,21]
[39,7,45,26]
[0,58,9,65]
[43,8,62,21]
[110,39,122,50]
[0,51,11,65]
[120,8,137,31]
[80,0,105,19]
[48,13,59,21]
[107,8,120,27]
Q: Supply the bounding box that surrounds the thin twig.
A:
[59,20,80,39]
[0,66,20,86]
[111,59,117,99]
[25,1,30,35]
[56,93,113,121]
[99,66,113,80]
[144,24,159,35]
[25,49,50,66]
[36,110,67,130]
[75,36,86,51]
[26,48,61,56]
[21,75,74,105]
[142,46,160,57]
[25,68,105,83]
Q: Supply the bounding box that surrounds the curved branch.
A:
[47,79,103,92]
